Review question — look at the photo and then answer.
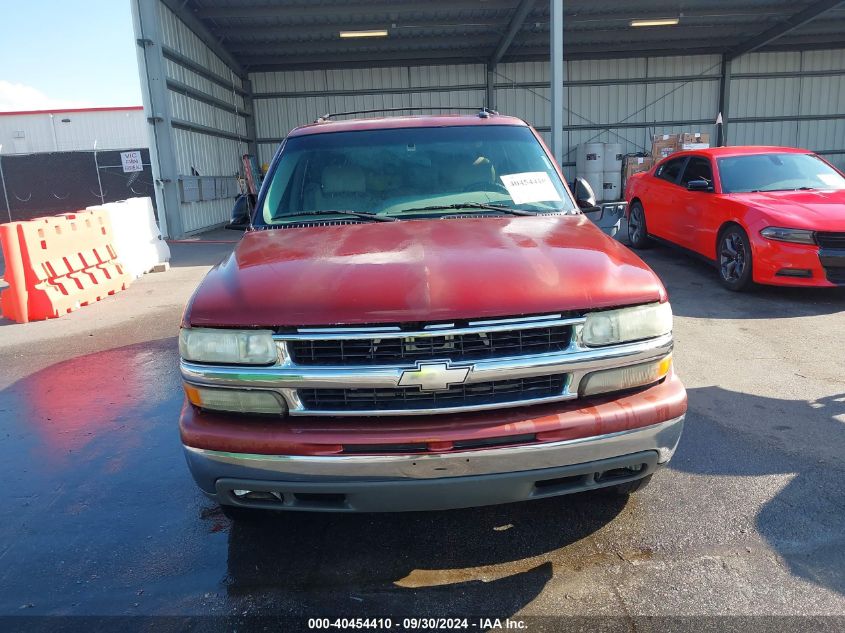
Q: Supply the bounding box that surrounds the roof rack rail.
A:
[314,106,498,123]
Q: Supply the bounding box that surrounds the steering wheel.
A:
[460,181,510,194]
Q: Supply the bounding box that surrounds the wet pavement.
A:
[0,233,843,626]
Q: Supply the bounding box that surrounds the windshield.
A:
[718,153,845,193]
[259,124,576,224]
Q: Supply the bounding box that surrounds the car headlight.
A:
[179,327,277,365]
[580,355,672,397]
[760,227,816,245]
[183,384,286,415]
[582,302,672,347]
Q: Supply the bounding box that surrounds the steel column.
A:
[132,0,183,238]
[486,66,497,111]
[243,78,259,159]
[550,0,564,167]
[717,55,732,147]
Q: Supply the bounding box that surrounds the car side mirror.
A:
[687,179,713,192]
[227,193,255,230]
[573,176,599,210]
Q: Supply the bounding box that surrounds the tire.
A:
[717,225,754,291]
[609,474,653,496]
[220,504,268,523]
[627,201,651,249]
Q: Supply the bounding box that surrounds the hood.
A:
[185,215,667,327]
[732,189,845,230]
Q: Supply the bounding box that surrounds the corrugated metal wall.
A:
[249,49,844,175]
[158,2,249,234]
[730,49,845,170]
[250,64,487,165]
[0,109,148,155]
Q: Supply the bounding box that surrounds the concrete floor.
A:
[0,230,843,625]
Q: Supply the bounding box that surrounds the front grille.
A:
[816,232,845,249]
[288,326,573,366]
[824,266,845,284]
[298,374,567,412]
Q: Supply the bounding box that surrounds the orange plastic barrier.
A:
[0,211,131,323]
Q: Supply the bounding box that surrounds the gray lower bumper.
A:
[184,415,684,513]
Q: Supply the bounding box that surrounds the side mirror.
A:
[687,179,713,192]
[227,193,255,230]
[573,176,598,210]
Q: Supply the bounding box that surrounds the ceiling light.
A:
[339,29,389,38]
[630,18,680,27]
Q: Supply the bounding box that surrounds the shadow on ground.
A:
[167,239,237,269]
[673,386,845,598]
[633,243,845,319]
[222,492,628,616]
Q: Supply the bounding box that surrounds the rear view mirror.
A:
[227,193,256,230]
[687,179,713,192]
[573,177,599,210]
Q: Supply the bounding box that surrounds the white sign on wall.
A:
[120,150,143,173]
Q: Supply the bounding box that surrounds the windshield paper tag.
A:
[500,172,562,204]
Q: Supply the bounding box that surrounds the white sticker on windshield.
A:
[818,173,841,187]
[500,172,562,204]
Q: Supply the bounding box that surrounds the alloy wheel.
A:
[720,232,747,283]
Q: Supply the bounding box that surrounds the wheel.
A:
[718,225,754,291]
[609,474,653,496]
[220,504,268,523]
[627,201,651,249]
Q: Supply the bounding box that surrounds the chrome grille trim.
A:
[180,326,674,416]
[274,315,582,340]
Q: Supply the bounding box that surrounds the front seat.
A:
[440,156,496,191]
[309,164,373,212]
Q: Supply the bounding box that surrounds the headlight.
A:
[580,356,672,397]
[179,328,277,365]
[760,227,816,244]
[184,384,286,415]
[582,302,672,347]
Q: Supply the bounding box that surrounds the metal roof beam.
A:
[229,34,542,57]
[214,20,509,40]
[725,0,845,60]
[241,40,746,71]
[194,1,517,20]
[490,0,536,66]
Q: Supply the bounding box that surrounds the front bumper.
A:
[181,373,686,512]
[185,415,683,512]
[752,235,845,287]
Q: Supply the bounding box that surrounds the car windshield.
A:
[259,124,577,225]
[718,153,845,193]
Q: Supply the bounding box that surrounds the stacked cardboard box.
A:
[681,132,711,150]
[651,134,681,160]
[624,156,654,180]
[623,156,654,190]
[650,132,711,160]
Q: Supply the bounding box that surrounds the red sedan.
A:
[625,146,845,290]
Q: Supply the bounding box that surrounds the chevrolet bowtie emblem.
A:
[398,362,472,391]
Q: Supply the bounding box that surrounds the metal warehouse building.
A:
[131,0,845,238]
[0,107,148,155]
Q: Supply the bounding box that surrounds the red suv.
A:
[178,113,686,518]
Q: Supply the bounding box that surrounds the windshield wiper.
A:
[750,186,816,193]
[275,210,397,222]
[396,202,537,216]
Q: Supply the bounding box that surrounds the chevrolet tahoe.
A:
[178,112,687,518]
